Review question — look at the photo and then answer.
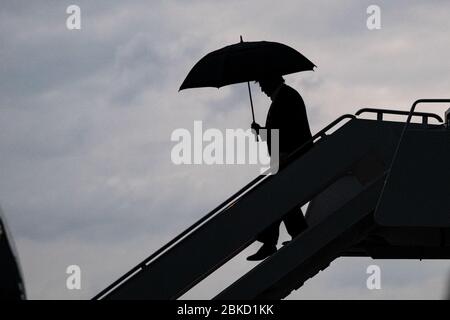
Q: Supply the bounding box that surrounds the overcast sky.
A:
[1,0,449,299]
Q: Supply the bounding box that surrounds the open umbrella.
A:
[179,36,316,124]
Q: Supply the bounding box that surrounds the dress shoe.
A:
[246,244,277,261]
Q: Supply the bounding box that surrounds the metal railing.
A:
[374,99,450,216]
[355,108,443,124]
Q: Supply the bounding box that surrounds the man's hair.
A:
[256,74,285,86]
[257,75,285,93]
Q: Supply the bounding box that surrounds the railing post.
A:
[377,112,383,121]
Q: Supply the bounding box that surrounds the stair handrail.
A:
[355,108,443,124]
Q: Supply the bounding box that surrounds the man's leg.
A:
[247,222,279,261]
[283,206,308,239]
[256,222,279,246]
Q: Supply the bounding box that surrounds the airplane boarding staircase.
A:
[94,99,450,300]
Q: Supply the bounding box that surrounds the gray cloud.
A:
[0,0,449,299]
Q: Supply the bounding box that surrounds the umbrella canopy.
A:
[179,39,316,90]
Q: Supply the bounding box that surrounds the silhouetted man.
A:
[247,75,313,261]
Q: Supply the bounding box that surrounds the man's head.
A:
[257,75,285,97]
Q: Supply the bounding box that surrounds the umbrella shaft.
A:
[247,81,256,123]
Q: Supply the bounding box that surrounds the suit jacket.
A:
[265,84,313,157]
